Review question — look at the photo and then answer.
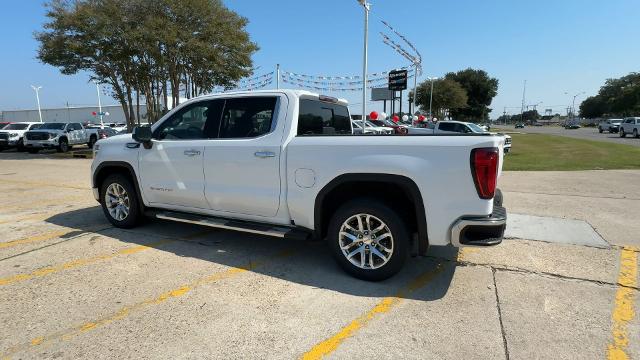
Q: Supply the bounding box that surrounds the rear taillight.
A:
[470,147,499,199]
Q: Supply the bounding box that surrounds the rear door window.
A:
[438,123,454,132]
[218,97,277,139]
[298,99,351,135]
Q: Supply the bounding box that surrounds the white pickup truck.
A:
[0,122,42,151]
[91,90,507,280]
[24,122,90,153]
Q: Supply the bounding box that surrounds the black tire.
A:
[598,127,603,133]
[88,135,97,149]
[99,174,141,229]
[620,129,626,138]
[27,148,39,154]
[57,138,69,153]
[16,139,25,152]
[327,198,409,281]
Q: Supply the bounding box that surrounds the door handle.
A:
[254,151,275,158]
[183,149,201,157]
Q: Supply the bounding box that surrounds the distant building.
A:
[1,104,148,124]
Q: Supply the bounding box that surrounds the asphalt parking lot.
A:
[0,153,638,359]
[498,124,640,147]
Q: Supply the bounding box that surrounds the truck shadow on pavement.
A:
[45,206,457,302]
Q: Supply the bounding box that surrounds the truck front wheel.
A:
[100,174,141,228]
[57,138,69,152]
[328,198,409,281]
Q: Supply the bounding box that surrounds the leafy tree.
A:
[444,68,498,122]
[578,72,640,118]
[521,110,539,121]
[413,78,468,119]
[579,95,608,118]
[36,0,258,128]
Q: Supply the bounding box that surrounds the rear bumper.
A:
[450,191,507,247]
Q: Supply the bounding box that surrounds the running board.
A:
[152,211,310,241]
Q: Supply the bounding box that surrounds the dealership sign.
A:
[388,69,408,91]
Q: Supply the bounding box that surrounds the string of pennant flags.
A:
[281,66,411,81]
[281,68,414,86]
[380,20,422,64]
[236,71,274,83]
[212,75,274,92]
[281,73,415,92]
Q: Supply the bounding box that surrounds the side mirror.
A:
[132,125,152,145]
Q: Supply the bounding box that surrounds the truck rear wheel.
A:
[100,174,141,229]
[327,198,409,281]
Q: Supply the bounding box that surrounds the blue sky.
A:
[1,0,638,118]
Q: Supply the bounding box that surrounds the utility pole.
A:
[503,107,507,125]
[276,64,280,90]
[31,85,43,123]
[357,0,371,130]
[428,77,437,120]
[520,80,526,123]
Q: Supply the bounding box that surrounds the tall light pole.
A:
[571,92,585,121]
[30,85,43,123]
[357,0,370,130]
[411,65,419,115]
[428,77,438,120]
[93,80,104,126]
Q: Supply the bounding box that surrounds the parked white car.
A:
[408,121,512,152]
[366,120,395,135]
[0,122,42,151]
[351,120,378,134]
[619,117,640,138]
[598,119,623,133]
[23,122,90,153]
[91,90,507,280]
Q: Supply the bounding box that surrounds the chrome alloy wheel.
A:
[105,183,130,221]
[338,213,394,270]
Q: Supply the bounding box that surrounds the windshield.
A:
[3,123,30,130]
[467,123,488,133]
[37,123,66,130]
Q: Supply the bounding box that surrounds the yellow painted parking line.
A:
[0,249,293,359]
[0,225,108,250]
[0,195,92,215]
[0,230,210,286]
[607,247,638,360]
[0,178,88,191]
[301,263,444,360]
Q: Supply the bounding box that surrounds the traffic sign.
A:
[388,69,408,91]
